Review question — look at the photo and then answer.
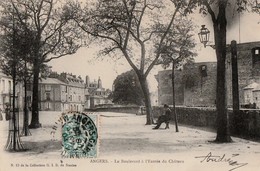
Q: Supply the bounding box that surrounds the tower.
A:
[98,77,102,88]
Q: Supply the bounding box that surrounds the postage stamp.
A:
[60,112,98,158]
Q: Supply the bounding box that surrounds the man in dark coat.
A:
[153,104,171,129]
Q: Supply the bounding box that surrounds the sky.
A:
[49,9,260,92]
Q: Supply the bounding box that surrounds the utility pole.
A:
[231,40,239,112]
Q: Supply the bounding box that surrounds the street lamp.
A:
[198,25,210,48]
[198,25,240,112]
[255,0,260,7]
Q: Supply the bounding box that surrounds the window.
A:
[252,47,260,65]
[46,102,50,110]
[46,85,51,91]
[46,92,51,101]
[8,81,11,92]
[200,65,207,77]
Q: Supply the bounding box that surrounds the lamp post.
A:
[198,25,239,111]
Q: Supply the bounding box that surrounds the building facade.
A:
[86,76,112,109]
[35,72,112,111]
[0,70,24,112]
[0,71,12,110]
[156,41,260,108]
[1,69,112,112]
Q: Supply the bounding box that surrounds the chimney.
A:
[85,75,90,87]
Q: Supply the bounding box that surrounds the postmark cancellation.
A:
[60,112,99,158]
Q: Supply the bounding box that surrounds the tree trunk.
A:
[5,64,24,151]
[29,57,41,128]
[12,68,17,149]
[215,51,231,142]
[172,61,179,132]
[213,1,232,142]
[21,75,31,136]
[138,74,153,125]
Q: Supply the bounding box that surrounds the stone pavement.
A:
[0,111,259,171]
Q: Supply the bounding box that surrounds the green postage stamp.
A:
[61,112,98,158]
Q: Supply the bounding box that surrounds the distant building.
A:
[243,82,260,108]
[0,71,12,110]
[87,77,112,109]
[243,82,259,104]
[156,41,260,108]
[0,70,23,111]
[33,72,112,111]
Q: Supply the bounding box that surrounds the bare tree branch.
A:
[145,4,181,77]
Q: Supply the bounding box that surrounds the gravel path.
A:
[0,111,259,171]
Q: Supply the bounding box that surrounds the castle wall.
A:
[157,41,260,107]
[183,62,217,107]
[157,70,184,106]
[226,41,260,106]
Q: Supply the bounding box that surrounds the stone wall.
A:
[157,62,217,107]
[152,106,260,138]
[85,106,142,115]
[226,41,260,106]
[157,70,184,106]
[156,42,260,108]
[183,62,217,107]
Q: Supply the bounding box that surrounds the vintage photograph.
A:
[0,0,260,171]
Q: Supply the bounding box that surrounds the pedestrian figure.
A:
[0,108,3,121]
[5,103,10,121]
[153,104,171,129]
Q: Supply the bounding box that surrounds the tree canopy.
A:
[0,0,84,128]
[65,0,198,124]
[112,70,144,105]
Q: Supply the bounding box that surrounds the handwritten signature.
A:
[195,152,248,171]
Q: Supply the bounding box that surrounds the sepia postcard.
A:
[0,0,260,171]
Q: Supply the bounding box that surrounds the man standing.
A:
[153,104,171,129]
[5,103,10,121]
[0,108,3,121]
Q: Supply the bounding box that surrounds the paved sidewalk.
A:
[0,112,259,171]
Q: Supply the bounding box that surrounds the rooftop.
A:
[40,78,66,85]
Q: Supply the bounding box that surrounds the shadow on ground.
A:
[22,140,62,155]
[99,137,210,156]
